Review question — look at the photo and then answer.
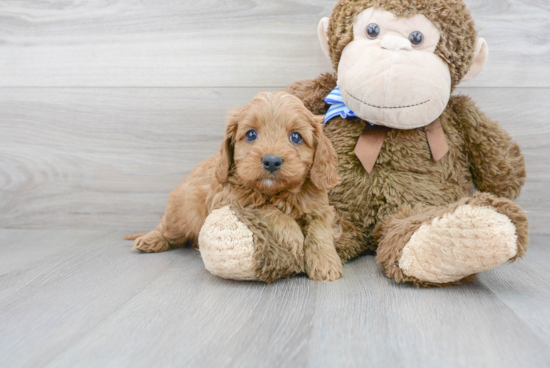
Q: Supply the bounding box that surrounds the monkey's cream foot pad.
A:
[199,206,259,280]
[399,204,518,283]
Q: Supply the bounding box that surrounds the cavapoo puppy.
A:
[125,91,343,282]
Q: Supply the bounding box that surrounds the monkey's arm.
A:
[284,72,337,115]
[452,96,526,200]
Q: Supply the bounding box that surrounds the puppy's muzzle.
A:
[262,155,283,173]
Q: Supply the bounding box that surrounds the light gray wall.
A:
[1,0,548,232]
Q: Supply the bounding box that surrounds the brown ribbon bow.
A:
[354,119,449,174]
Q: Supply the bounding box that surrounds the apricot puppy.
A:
[125,91,343,282]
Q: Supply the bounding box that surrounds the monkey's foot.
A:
[400,204,517,283]
[376,193,529,286]
[199,205,305,282]
[199,206,258,281]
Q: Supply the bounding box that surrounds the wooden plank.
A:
[479,234,550,346]
[0,230,315,367]
[0,229,110,276]
[1,229,549,367]
[0,87,276,230]
[0,229,114,303]
[1,87,548,232]
[0,230,183,367]
[0,0,548,88]
[306,253,550,368]
[49,255,316,368]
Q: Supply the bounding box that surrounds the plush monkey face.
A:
[318,5,489,130]
[338,8,449,129]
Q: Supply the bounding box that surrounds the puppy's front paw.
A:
[305,248,343,282]
[133,231,170,253]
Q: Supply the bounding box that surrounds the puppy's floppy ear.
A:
[215,107,240,184]
[310,116,340,190]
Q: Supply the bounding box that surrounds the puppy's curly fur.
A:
[125,92,343,282]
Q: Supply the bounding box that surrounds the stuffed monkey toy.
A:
[200,0,528,287]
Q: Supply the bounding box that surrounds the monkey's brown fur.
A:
[126,92,343,283]
[284,0,528,287]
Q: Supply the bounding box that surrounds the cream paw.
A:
[198,206,259,281]
[399,204,518,283]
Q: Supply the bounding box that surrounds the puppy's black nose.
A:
[262,156,283,173]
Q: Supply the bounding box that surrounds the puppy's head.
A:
[216,91,340,195]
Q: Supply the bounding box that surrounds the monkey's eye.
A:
[289,131,303,144]
[366,23,380,39]
[409,31,424,46]
[245,129,258,142]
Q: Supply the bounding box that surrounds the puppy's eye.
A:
[409,31,424,46]
[245,129,258,142]
[290,131,303,144]
[366,23,380,39]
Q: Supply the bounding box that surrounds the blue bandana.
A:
[324,87,357,124]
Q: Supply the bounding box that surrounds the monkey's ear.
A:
[310,116,341,190]
[461,38,489,82]
[318,17,330,59]
[215,108,240,184]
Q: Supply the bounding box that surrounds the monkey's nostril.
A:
[262,155,283,173]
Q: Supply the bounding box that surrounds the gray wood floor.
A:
[1,0,550,367]
[0,230,549,368]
